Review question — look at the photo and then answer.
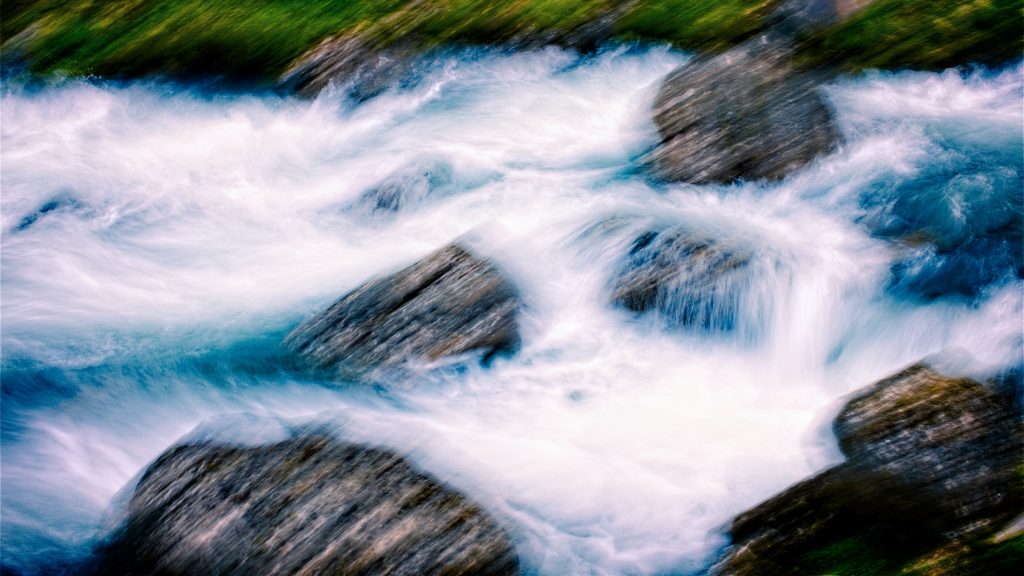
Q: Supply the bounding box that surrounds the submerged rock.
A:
[714,363,1024,575]
[286,244,521,377]
[609,226,753,333]
[649,35,840,184]
[96,433,519,576]
[352,157,456,216]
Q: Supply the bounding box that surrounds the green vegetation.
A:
[789,534,1024,576]
[1,0,408,81]
[2,0,1022,83]
[614,0,775,52]
[800,0,1024,71]
[370,0,618,47]
[792,534,903,575]
[899,535,1024,576]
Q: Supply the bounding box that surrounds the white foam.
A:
[1,49,1020,573]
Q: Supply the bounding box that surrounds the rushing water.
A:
[1,45,1021,575]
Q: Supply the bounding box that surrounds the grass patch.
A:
[3,0,1021,82]
[2,0,408,81]
[613,0,776,52]
[799,0,1024,70]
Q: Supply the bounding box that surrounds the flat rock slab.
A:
[96,434,520,576]
[287,244,521,378]
[649,35,840,184]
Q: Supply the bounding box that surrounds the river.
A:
[2,45,1021,574]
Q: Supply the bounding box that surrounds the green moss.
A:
[792,534,905,575]
[799,0,1024,71]
[898,536,1024,576]
[612,0,776,52]
[3,0,1021,82]
[3,0,408,81]
[789,534,1024,576]
[372,0,617,47]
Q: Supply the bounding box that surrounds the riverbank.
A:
[3,0,1021,87]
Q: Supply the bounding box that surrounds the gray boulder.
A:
[649,34,840,184]
[286,244,521,378]
[96,433,520,576]
[713,362,1023,575]
[277,32,417,101]
[609,226,753,333]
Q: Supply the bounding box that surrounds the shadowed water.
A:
[2,45,1021,575]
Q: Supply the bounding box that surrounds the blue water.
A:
[2,46,1021,575]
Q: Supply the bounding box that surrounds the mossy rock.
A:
[714,361,1024,575]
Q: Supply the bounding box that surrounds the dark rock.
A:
[96,433,519,576]
[714,362,1024,575]
[277,33,417,100]
[989,366,1023,420]
[715,464,951,576]
[834,363,1023,533]
[503,0,641,52]
[352,158,455,216]
[286,244,521,377]
[277,2,638,99]
[609,226,753,333]
[649,34,840,184]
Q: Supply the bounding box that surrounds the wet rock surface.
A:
[277,1,637,99]
[834,363,1023,531]
[714,362,1024,575]
[95,433,520,576]
[609,226,753,332]
[351,157,456,217]
[649,34,840,184]
[286,244,521,377]
[277,32,417,101]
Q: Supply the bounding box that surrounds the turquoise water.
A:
[2,46,1021,574]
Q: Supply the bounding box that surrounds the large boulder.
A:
[834,363,1023,532]
[649,35,840,184]
[96,433,520,576]
[717,465,950,576]
[286,244,521,378]
[714,362,1023,575]
[609,226,754,333]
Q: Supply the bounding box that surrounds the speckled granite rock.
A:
[286,244,521,378]
[96,433,520,576]
[649,34,840,184]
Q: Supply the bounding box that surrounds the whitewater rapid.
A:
[2,45,1021,575]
